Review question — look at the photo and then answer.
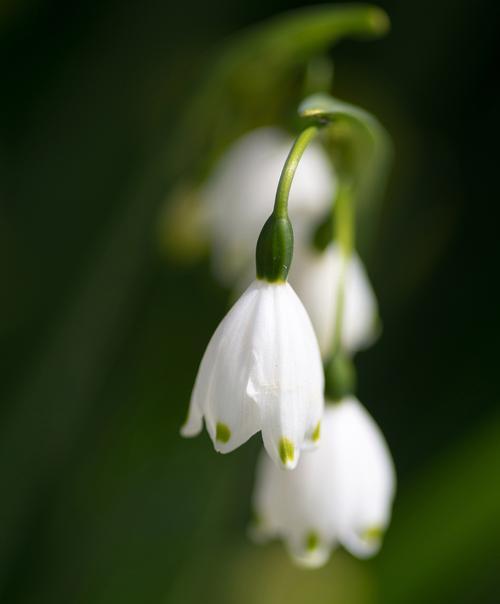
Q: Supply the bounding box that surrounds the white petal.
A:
[324,398,396,558]
[184,280,324,466]
[188,282,262,452]
[289,243,378,358]
[250,398,395,564]
[251,453,338,570]
[201,128,335,286]
[246,282,324,468]
[343,256,379,354]
[181,310,227,438]
[180,398,203,437]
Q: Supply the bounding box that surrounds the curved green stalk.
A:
[165,6,390,261]
[331,183,354,357]
[274,125,319,218]
[299,93,385,139]
[300,92,390,400]
[173,5,390,180]
[299,92,392,258]
[324,183,357,402]
[256,125,321,282]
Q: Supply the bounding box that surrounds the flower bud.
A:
[255,213,294,282]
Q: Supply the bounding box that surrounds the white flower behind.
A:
[181,279,324,469]
[201,128,335,286]
[251,397,395,566]
[289,242,379,358]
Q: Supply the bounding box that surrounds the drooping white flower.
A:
[289,242,378,359]
[201,128,335,286]
[251,397,395,567]
[181,279,324,469]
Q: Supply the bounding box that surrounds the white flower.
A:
[251,397,395,567]
[181,279,324,469]
[289,242,378,358]
[201,128,335,286]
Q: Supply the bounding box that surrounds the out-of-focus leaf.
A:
[0,181,163,593]
[167,543,375,604]
[162,6,389,263]
[374,412,500,604]
[172,4,390,180]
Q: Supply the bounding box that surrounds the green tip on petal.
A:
[216,422,231,443]
[361,526,384,543]
[305,531,320,552]
[279,437,295,465]
[312,421,321,442]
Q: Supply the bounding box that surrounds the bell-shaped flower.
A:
[201,127,335,286]
[251,396,395,567]
[181,279,324,469]
[289,242,378,358]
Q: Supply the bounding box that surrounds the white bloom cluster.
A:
[181,126,395,568]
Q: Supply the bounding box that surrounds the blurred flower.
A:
[251,397,395,567]
[201,127,335,286]
[181,279,324,469]
[289,243,379,359]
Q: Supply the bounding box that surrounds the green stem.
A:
[256,125,321,282]
[331,183,354,356]
[324,183,357,401]
[273,125,319,218]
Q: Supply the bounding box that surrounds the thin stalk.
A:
[273,125,319,218]
[331,183,354,356]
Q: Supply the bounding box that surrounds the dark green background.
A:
[1,1,499,602]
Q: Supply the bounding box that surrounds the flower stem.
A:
[332,182,354,356]
[273,125,319,219]
[256,125,321,282]
[325,182,357,401]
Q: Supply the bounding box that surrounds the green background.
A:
[1,1,499,602]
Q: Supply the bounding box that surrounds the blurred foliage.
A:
[170,3,389,180]
[375,411,500,604]
[1,0,499,603]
